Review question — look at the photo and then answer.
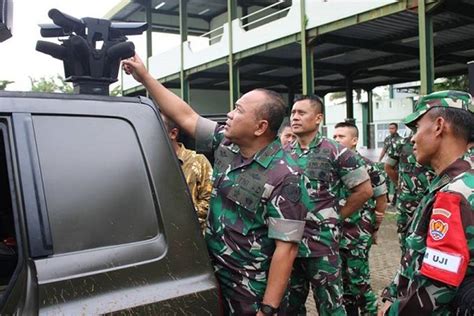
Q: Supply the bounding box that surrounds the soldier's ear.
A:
[169,127,179,140]
[316,113,324,125]
[254,120,269,137]
[433,116,445,137]
[352,136,359,147]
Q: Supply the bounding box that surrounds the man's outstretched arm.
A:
[123,54,200,138]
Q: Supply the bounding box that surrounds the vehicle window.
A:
[0,123,18,300]
[33,116,159,254]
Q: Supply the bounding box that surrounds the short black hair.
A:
[254,88,287,134]
[389,122,398,129]
[278,120,291,135]
[161,113,178,132]
[335,121,359,138]
[427,107,474,143]
[293,94,324,115]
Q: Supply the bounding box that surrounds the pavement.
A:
[305,207,401,315]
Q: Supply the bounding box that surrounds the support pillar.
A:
[242,6,249,31]
[145,0,153,68]
[368,89,374,123]
[321,93,327,126]
[418,0,434,95]
[288,86,295,115]
[345,74,354,119]
[228,0,239,109]
[362,89,373,147]
[468,61,474,95]
[179,0,189,102]
[300,0,314,95]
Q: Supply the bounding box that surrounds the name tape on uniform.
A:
[423,247,461,273]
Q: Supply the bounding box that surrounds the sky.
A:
[0,0,152,91]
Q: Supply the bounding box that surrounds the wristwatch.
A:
[260,303,279,315]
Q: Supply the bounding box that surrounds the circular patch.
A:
[281,175,301,203]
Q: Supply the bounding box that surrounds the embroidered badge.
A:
[281,175,301,203]
[432,208,452,218]
[429,219,449,241]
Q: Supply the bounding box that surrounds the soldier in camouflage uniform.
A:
[380,90,474,315]
[333,122,388,316]
[384,135,435,254]
[378,123,402,163]
[283,95,373,316]
[279,122,297,146]
[379,123,401,205]
[123,54,309,315]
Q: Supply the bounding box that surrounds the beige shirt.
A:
[176,143,212,232]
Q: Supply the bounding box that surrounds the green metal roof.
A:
[112,0,474,96]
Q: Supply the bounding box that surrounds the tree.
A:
[434,75,468,92]
[30,75,73,93]
[0,80,14,91]
[30,75,122,95]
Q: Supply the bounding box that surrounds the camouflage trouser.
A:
[340,245,377,316]
[284,255,346,316]
[214,263,265,315]
[386,177,396,197]
[396,202,415,255]
[222,296,259,316]
[397,225,408,255]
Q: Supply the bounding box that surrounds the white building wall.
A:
[324,97,414,149]
[325,103,364,148]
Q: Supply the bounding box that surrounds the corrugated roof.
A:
[118,0,474,95]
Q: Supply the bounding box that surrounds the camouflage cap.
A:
[403,90,473,126]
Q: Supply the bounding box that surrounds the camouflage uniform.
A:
[382,133,402,199]
[382,132,402,156]
[466,147,474,168]
[285,133,370,316]
[382,90,474,314]
[385,137,435,254]
[176,143,213,233]
[340,153,387,316]
[382,159,474,314]
[195,117,308,315]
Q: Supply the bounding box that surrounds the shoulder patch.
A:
[429,219,449,240]
[432,208,451,218]
[442,171,472,201]
[420,191,469,287]
[281,175,301,203]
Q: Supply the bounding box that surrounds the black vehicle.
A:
[0,8,221,315]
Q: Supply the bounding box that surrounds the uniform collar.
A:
[292,132,323,153]
[428,158,471,193]
[225,138,281,170]
[253,138,282,168]
[176,142,186,164]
